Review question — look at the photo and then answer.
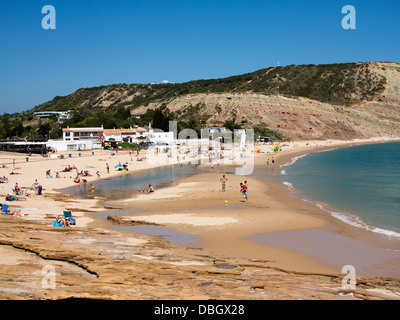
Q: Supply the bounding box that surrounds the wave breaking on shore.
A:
[281,153,400,240]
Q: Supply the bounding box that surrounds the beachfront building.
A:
[61,126,222,147]
[62,126,151,145]
[46,139,102,152]
[0,140,48,154]
[103,127,149,143]
[147,131,175,145]
[0,139,102,154]
[62,127,104,141]
[54,126,106,152]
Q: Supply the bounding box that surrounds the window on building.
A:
[67,144,77,150]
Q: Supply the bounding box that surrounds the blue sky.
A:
[0,0,399,114]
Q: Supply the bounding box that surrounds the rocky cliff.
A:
[132,62,400,140]
[31,61,400,140]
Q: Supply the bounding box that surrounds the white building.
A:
[46,139,102,152]
[147,130,175,145]
[62,127,104,141]
[57,113,72,123]
[62,126,150,145]
[34,111,72,121]
[34,111,64,119]
[103,128,149,143]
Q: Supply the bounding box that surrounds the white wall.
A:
[47,140,102,152]
[104,134,123,142]
[148,131,175,145]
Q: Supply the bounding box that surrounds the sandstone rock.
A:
[1,215,399,300]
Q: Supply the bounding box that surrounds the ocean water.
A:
[281,141,400,238]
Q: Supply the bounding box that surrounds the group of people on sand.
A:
[46,170,62,179]
[137,184,154,195]
[0,201,24,216]
[66,165,101,183]
[61,165,75,172]
[219,174,248,202]
[53,215,71,227]
[4,179,43,203]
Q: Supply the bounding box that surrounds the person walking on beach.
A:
[220,175,227,192]
[240,182,248,202]
[106,163,110,174]
[96,171,101,179]
[244,180,248,201]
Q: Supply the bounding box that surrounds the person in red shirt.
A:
[240,182,248,202]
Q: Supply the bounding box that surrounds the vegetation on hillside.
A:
[1,62,389,141]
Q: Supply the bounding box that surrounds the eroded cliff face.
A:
[132,62,400,140]
[159,93,390,140]
[32,62,400,141]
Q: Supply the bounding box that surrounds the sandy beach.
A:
[1,138,400,300]
[108,137,400,278]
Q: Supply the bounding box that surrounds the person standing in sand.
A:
[240,182,248,202]
[220,175,227,192]
[106,163,110,174]
[31,179,39,190]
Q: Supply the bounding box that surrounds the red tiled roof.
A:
[62,128,103,132]
[63,127,148,134]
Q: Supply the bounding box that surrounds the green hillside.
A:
[0,62,390,140]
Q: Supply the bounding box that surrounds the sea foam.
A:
[302,199,400,239]
[280,143,400,239]
[280,154,308,168]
